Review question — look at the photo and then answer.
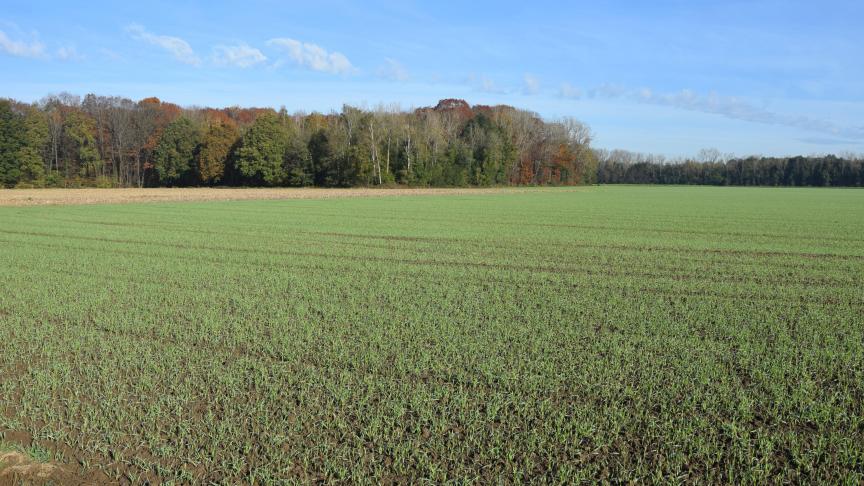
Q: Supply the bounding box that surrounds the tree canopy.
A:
[1,93,861,188]
[0,94,600,188]
[153,117,199,185]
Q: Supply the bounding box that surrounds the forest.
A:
[2,94,862,189]
[0,95,596,188]
[596,149,864,187]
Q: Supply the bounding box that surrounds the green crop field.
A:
[1,186,863,484]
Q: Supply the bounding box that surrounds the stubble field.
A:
[0,186,862,484]
[0,187,528,207]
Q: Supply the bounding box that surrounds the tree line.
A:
[0,95,598,188]
[595,149,864,187]
[3,94,861,189]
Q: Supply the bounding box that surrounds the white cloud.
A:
[588,83,628,98]
[0,30,46,58]
[559,82,582,99]
[797,136,861,146]
[56,45,83,61]
[523,74,540,94]
[378,58,409,81]
[126,24,201,66]
[212,43,267,68]
[267,37,355,74]
[591,84,864,140]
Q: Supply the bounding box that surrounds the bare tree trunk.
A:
[342,114,353,185]
[386,132,391,175]
[116,134,125,186]
[370,123,382,185]
[48,116,61,173]
[405,134,412,174]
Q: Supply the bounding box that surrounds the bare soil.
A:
[0,451,70,486]
[0,187,536,207]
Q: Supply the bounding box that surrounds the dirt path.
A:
[0,187,544,207]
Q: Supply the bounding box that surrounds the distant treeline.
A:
[595,149,864,187]
[0,95,597,188]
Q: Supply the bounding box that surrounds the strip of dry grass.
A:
[0,450,70,485]
[0,187,546,207]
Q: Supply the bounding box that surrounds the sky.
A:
[1,0,862,157]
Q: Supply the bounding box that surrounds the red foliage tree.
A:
[433,99,473,120]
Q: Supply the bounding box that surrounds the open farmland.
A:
[1,186,863,484]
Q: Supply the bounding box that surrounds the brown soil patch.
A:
[0,451,70,485]
[0,187,545,207]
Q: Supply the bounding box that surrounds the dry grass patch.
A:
[0,450,68,485]
[0,187,547,207]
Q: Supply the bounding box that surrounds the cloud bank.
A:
[583,84,864,140]
[212,43,267,68]
[126,24,201,66]
[0,30,46,58]
[558,82,582,99]
[267,38,354,74]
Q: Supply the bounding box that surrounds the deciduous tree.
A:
[198,120,239,184]
[235,111,288,185]
[153,117,199,185]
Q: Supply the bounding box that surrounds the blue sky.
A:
[1,0,862,156]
